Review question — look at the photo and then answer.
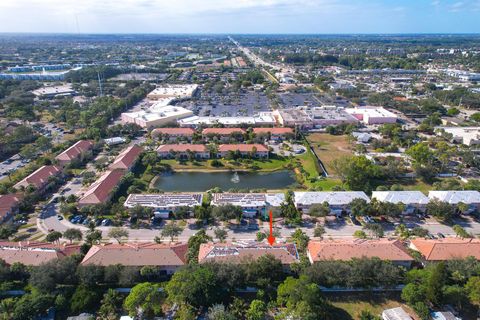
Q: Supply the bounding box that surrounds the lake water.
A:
[154,170,296,191]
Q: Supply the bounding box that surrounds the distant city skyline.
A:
[1,0,480,34]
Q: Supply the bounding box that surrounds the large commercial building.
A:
[435,127,480,146]
[345,106,398,125]
[121,85,197,129]
[32,84,76,99]
[146,84,198,100]
[121,103,193,129]
[273,106,358,129]
[178,112,277,128]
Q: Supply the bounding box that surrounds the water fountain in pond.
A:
[231,171,240,183]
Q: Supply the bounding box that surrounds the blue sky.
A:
[0,0,479,34]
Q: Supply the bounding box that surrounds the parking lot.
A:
[179,89,271,117]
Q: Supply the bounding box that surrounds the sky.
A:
[0,0,479,34]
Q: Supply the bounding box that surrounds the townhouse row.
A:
[123,190,480,219]
[151,127,294,143]
[156,143,270,159]
[1,238,478,275]
[0,143,144,223]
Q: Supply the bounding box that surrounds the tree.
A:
[86,229,102,245]
[161,222,183,242]
[353,230,367,239]
[412,302,430,320]
[406,143,435,165]
[19,144,37,160]
[290,229,309,252]
[229,297,247,320]
[307,202,330,217]
[465,276,480,308]
[363,223,384,238]
[426,262,447,305]
[214,228,228,242]
[108,227,129,243]
[46,231,62,243]
[98,289,124,320]
[36,136,52,152]
[277,275,331,320]
[63,228,83,243]
[281,192,301,225]
[350,198,371,217]
[70,284,100,313]
[246,300,267,320]
[211,204,242,221]
[401,283,426,305]
[165,265,224,308]
[29,257,78,292]
[11,292,54,320]
[124,282,163,319]
[332,156,382,192]
[206,304,236,320]
[453,224,472,238]
[359,310,381,320]
[426,199,455,221]
[313,225,326,238]
[186,230,212,264]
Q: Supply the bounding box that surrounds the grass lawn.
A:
[296,147,342,190]
[391,178,432,194]
[327,292,419,320]
[306,133,354,177]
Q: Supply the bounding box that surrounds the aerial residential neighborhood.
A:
[1,2,480,320]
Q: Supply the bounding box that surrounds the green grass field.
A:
[326,292,418,320]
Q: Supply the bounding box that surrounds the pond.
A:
[153,170,297,192]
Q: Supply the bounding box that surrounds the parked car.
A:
[437,232,446,239]
[57,215,63,221]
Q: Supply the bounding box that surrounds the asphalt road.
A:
[38,209,480,242]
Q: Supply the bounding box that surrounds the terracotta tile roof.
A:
[81,242,188,266]
[55,140,93,162]
[253,127,294,135]
[202,128,246,135]
[410,238,480,261]
[152,127,195,136]
[78,170,124,206]
[109,145,142,170]
[0,242,81,266]
[157,144,207,153]
[14,165,62,190]
[218,144,269,153]
[198,241,299,265]
[307,239,414,262]
[0,193,23,221]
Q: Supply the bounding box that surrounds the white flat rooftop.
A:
[372,191,429,205]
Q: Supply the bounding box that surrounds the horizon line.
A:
[1,32,480,36]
